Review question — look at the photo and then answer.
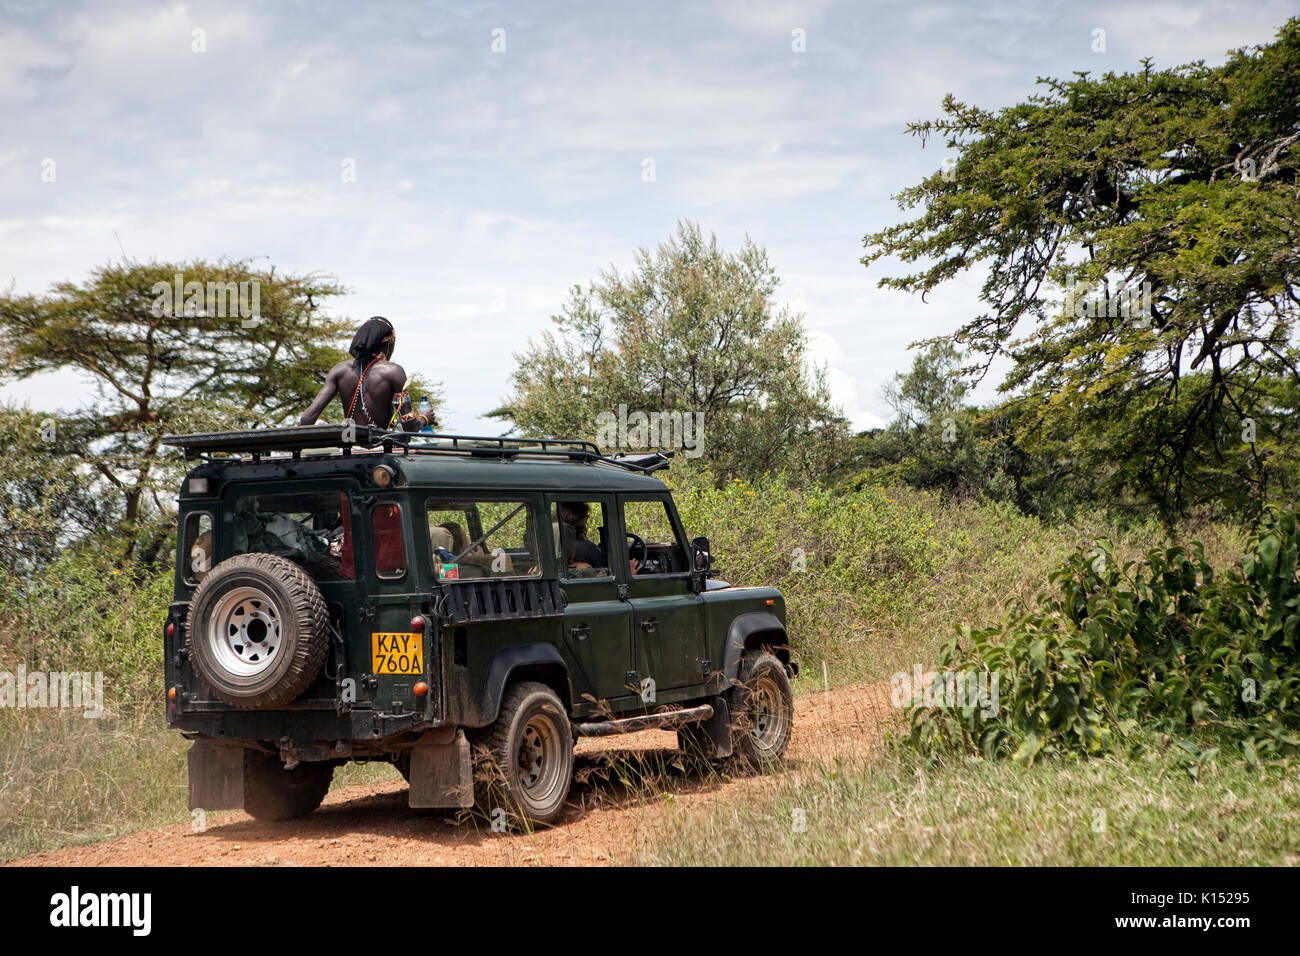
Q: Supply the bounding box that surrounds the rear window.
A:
[229,492,354,581]
[372,503,407,579]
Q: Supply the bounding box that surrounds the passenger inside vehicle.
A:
[438,521,500,577]
[557,502,607,574]
[427,501,535,579]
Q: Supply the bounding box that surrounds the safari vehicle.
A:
[163,425,796,825]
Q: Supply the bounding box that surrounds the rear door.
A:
[364,494,428,717]
[215,482,369,708]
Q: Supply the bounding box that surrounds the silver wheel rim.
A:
[207,586,283,679]
[516,713,565,808]
[747,675,787,754]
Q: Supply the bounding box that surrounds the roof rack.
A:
[161,426,674,473]
[163,425,391,459]
[604,450,675,473]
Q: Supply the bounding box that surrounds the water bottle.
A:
[418,396,434,433]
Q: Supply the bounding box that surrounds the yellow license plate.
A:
[371,632,424,675]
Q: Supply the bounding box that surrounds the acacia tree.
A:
[0,402,116,576]
[0,259,358,561]
[863,18,1300,523]
[493,221,846,480]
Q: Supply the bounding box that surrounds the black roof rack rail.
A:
[602,450,675,473]
[163,425,392,459]
[161,426,673,473]
[398,432,602,458]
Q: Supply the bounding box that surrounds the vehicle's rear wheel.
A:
[729,651,794,770]
[475,682,573,825]
[243,749,333,822]
[186,553,330,709]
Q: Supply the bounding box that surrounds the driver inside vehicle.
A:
[620,500,681,575]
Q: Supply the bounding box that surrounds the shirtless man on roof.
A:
[299,316,436,432]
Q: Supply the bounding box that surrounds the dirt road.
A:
[10,683,892,867]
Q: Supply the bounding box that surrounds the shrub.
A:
[909,511,1300,767]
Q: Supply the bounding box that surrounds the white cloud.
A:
[807,329,886,431]
[0,0,1291,438]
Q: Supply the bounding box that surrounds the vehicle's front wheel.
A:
[729,651,794,770]
[243,749,333,822]
[475,682,573,825]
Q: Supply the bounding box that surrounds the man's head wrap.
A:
[349,316,396,362]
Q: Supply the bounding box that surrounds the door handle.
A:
[571,625,590,640]
[639,618,657,633]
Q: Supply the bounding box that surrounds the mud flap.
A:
[704,696,733,759]
[408,729,474,809]
[187,741,244,811]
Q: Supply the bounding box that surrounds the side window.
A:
[182,512,212,584]
[621,498,687,575]
[554,500,611,579]
[372,503,407,579]
[427,500,541,580]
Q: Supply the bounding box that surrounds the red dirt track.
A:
[9,683,891,867]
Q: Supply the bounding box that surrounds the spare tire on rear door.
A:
[186,552,330,709]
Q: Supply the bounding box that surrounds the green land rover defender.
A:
[163,425,796,825]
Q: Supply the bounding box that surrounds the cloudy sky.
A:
[0,0,1293,433]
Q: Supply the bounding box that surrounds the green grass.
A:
[636,733,1300,866]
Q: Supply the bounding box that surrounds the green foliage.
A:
[0,403,118,576]
[910,510,1300,766]
[863,18,1300,522]
[881,340,967,429]
[0,258,354,558]
[0,544,172,707]
[493,221,848,482]
[838,345,1100,518]
[664,459,1242,686]
[639,735,1300,866]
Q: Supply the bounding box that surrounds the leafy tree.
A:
[0,259,403,562]
[863,18,1300,524]
[881,341,968,429]
[837,343,1101,516]
[494,221,847,480]
[0,402,115,576]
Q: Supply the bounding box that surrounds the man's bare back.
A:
[299,317,434,432]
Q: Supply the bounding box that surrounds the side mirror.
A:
[691,536,712,572]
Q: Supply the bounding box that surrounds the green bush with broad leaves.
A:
[910,511,1300,768]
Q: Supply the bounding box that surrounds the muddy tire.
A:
[186,553,330,709]
[729,651,794,770]
[243,749,333,822]
[475,682,573,826]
